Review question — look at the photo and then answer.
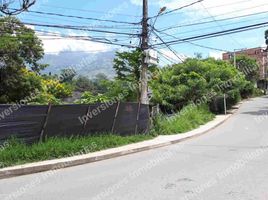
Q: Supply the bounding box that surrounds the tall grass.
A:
[0,134,153,168]
[151,104,215,135]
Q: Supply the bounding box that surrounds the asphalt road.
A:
[1,96,268,200]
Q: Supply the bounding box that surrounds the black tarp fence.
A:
[0,102,150,144]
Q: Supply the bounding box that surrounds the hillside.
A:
[41,51,116,78]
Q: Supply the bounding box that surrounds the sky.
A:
[8,0,268,64]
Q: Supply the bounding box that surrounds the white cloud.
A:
[37,31,111,55]
[209,51,224,60]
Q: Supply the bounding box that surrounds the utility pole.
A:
[233,51,236,68]
[140,0,149,104]
[264,30,268,93]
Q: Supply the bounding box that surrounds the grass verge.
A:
[151,104,215,135]
[0,134,153,168]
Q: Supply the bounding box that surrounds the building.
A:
[222,47,268,80]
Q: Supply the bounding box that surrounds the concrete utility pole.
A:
[140,0,149,105]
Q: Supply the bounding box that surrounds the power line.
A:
[160,15,268,39]
[0,29,137,48]
[151,0,204,18]
[42,4,142,18]
[151,47,177,64]
[159,7,268,31]
[200,2,246,48]
[151,30,184,62]
[161,0,250,17]
[19,14,140,30]
[153,21,268,47]
[9,8,140,25]
[153,28,229,52]
[22,22,140,36]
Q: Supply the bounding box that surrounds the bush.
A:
[75,91,111,104]
[253,88,264,97]
[42,79,73,98]
[150,58,250,112]
[240,81,254,98]
[227,89,241,107]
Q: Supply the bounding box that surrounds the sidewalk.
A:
[0,103,242,180]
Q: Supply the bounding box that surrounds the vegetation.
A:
[0,134,154,168]
[0,17,46,103]
[151,104,215,135]
[113,49,157,101]
[0,105,213,168]
[75,91,110,104]
[235,55,259,83]
[150,57,258,113]
[0,16,265,168]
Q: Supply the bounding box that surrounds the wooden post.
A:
[135,102,141,135]
[39,103,52,143]
[83,105,91,130]
[111,102,120,133]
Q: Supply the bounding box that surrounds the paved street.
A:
[1,96,268,200]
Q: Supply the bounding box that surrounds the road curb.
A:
[0,102,243,180]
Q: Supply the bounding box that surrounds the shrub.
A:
[150,58,250,112]
[240,81,255,98]
[75,91,111,104]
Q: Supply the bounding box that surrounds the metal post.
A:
[223,94,227,115]
[265,30,268,93]
[140,0,149,105]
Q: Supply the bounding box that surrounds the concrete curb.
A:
[0,102,243,180]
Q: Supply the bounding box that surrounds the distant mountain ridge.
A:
[41,50,116,78]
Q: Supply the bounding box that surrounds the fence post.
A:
[223,94,227,115]
[111,102,120,133]
[83,105,91,131]
[39,103,52,143]
[146,104,150,133]
[135,102,141,135]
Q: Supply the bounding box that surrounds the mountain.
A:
[41,50,116,78]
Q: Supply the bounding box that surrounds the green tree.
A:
[74,75,95,92]
[235,55,259,83]
[59,68,77,83]
[93,73,109,94]
[150,58,252,112]
[0,17,45,103]
[113,49,156,101]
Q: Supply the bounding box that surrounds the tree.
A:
[235,55,259,83]
[113,49,142,83]
[74,75,95,92]
[92,73,109,94]
[0,17,46,103]
[150,58,252,112]
[0,0,36,15]
[59,68,77,83]
[113,49,156,100]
